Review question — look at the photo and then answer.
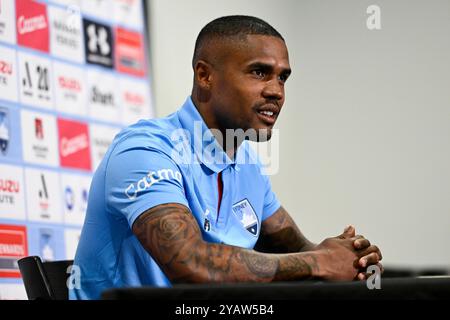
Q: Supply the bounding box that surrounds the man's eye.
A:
[252,70,265,78]
[279,74,289,82]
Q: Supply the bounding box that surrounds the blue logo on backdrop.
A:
[0,108,10,155]
[65,186,74,211]
[39,228,55,262]
[81,188,88,211]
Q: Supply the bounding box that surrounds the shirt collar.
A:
[177,96,244,173]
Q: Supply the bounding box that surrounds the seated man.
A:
[70,15,382,300]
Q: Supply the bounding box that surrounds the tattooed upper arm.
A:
[132,203,318,283]
[132,203,205,280]
[254,206,315,253]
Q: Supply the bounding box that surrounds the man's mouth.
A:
[256,105,279,125]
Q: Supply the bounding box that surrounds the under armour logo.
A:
[87,24,110,55]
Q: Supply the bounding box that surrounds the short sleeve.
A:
[261,173,281,221]
[105,132,189,228]
[240,141,281,221]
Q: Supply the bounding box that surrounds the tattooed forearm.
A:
[240,251,278,278]
[255,206,316,253]
[132,203,320,284]
[274,253,319,281]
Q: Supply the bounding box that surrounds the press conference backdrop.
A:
[0,0,153,299]
[149,0,450,272]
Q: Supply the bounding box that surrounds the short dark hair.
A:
[192,15,284,67]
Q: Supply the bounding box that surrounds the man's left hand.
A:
[345,226,383,280]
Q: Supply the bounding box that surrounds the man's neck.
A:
[191,93,241,161]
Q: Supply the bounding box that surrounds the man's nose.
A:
[262,79,283,100]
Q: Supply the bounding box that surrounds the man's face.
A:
[209,34,291,141]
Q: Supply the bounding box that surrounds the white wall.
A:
[148,0,450,268]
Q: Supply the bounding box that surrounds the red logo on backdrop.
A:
[0,224,28,278]
[16,0,49,53]
[115,27,146,77]
[0,179,20,194]
[0,60,13,75]
[35,118,44,140]
[125,92,145,105]
[58,76,81,92]
[58,119,92,171]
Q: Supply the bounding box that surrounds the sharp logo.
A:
[91,86,114,106]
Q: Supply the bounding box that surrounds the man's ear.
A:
[194,60,213,90]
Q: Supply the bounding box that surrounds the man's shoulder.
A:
[112,113,181,155]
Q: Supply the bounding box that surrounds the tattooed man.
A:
[70,16,382,299]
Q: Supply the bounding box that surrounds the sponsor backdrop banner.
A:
[0,0,153,299]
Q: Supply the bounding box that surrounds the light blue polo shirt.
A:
[69,97,280,300]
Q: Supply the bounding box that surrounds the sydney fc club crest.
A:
[232,199,259,236]
[0,108,10,155]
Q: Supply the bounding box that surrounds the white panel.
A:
[53,61,87,116]
[0,164,26,220]
[119,78,152,125]
[0,283,27,300]
[18,52,54,110]
[25,168,62,223]
[89,123,120,171]
[81,0,109,21]
[21,110,59,167]
[113,0,143,29]
[0,0,16,45]
[0,47,18,103]
[87,69,120,123]
[61,173,91,226]
[48,5,84,63]
[64,228,81,260]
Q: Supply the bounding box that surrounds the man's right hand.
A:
[313,226,361,281]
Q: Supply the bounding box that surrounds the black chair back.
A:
[18,256,74,300]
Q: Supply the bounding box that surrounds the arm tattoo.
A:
[239,251,278,278]
[254,206,316,253]
[132,203,319,284]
